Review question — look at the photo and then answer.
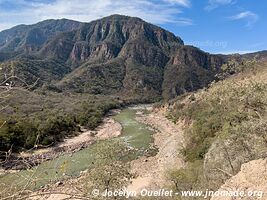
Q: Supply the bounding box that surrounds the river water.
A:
[0,106,155,191]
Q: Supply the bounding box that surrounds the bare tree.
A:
[0,66,39,166]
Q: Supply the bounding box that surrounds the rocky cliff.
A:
[0,15,226,100]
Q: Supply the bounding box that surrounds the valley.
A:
[0,105,157,198]
[0,14,266,200]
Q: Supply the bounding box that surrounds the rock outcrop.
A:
[211,158,267,200]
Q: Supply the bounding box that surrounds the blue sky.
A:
[0,0,266,54]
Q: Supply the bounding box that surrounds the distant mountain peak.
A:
[0,15,227,100]
[0,18,83,52]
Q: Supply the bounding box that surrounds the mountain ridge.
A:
[0,18,83,53]
[0,15,265,100]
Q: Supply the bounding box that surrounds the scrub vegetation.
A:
[0,89,121,152]
[167,61,267,193]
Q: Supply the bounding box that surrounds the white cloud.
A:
[174,18,193,25]
[0,23,16,31]
[229,11,259,27]
[205,0,234,11]
[229,11,257,20]
[0,0,193,31]
[163,0,191,7]
[217,50,257,55]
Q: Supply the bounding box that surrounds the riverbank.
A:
[0,110,122,173]
[1,105,184,200]
[28,107,186,200]
[128,110,185,192]
[0,106,157,200]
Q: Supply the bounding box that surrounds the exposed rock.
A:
[0,15,227,100]
[204,131,267,190]
[211,158,267,200]
[55,181,63,186]
[162,46,224,99]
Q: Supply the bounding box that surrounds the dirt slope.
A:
[128,111,185,192]
[211,158,267,200]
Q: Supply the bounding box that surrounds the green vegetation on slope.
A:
[0,90,121,152]
[1,15,226,101]
[0,58,71,88]
[166,61,267,194]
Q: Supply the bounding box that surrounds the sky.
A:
[0,0,266,54]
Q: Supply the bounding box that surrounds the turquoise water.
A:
[114,108,154,152]
[0,107,155,191]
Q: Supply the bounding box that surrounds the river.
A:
[0,105,156,192]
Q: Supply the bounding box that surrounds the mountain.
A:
[243,50,267,61]
[0,15,227,100]
[0,19,82,53]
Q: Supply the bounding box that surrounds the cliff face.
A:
[39,15,183,65]
[0,15,226,100]
[162,46,225,99]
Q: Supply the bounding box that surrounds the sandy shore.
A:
[127,111,185,192]
[58,117,122,147]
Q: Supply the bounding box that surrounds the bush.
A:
[0,91,121,152]
[0,115,78,152]
[38,115,78,145]
[77,100,120,129]
[172,80,267,162]
[0,119,37,151]
[169,160,204,192]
